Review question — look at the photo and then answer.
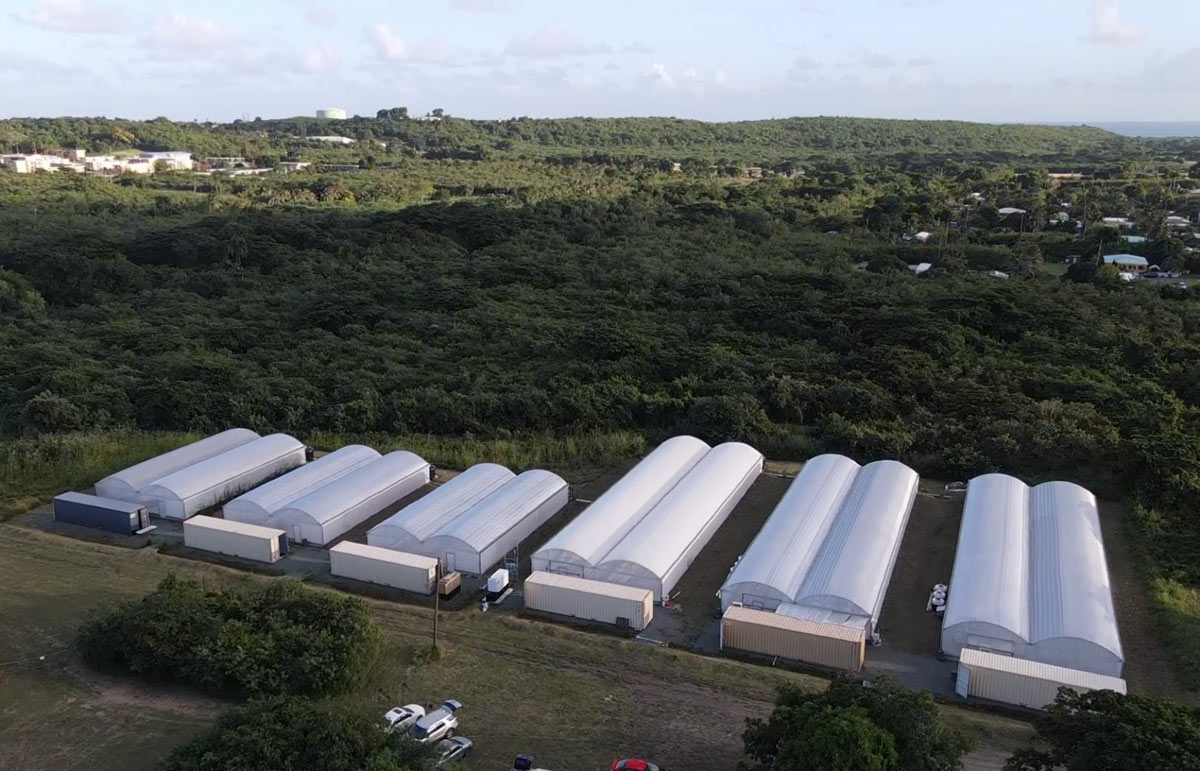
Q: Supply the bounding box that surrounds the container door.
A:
[278,534,289,556]
[955,665,969,698]
[445,552,456,572]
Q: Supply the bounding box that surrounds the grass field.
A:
[0,524,1036,771]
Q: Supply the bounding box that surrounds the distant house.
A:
[308,135,355,145]
[997,207,1027,216]
[1166,215,1192,229]
[1123,235,1148,245]
[277,161,311,173]
[206,156,246,169]
[909,262,933,275]
[1052,211,1070,222]
[744,166,765,179]
[987,270,1010,279]
[913,231,934,244]
[1047,172,1084,181]
[1187,188,1200,196]
[1101,217,1134,229]
[138,151,193,171]
[1103,254,1149,272]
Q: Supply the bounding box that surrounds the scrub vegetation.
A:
[77,575,380,698]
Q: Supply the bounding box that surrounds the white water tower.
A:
[316,107,347,120]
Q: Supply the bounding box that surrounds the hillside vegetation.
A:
[0,114,1138,163]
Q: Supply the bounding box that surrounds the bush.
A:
[78,575,380,697]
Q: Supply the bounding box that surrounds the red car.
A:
[612,761,661,771]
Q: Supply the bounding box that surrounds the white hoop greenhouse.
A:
[223,444,380,524]
[367,463,516,551]
[95,428,260,503]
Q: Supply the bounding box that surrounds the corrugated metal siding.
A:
[272,451,430,546]
[142,434,307,519]
[721,605,865,672]
[224,445,379,522]
[53,492,146,534]
[531,436,710,573]
[959,648,1127,709]
[597,442,763,598]
[95,428,260,502]
[329,542,437,593]
[523,571,653,630]
[369,463,514,547]
[183,515,283,563]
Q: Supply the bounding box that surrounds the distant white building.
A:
[138,151,193,171]
[1101,217,1134,229]
[317,107,347,120]
[1123,235,1148,245]
[206,156,246,169]
[997,207,1027,216]
[909,262,933,275]
[1103,254,1149,272]
[1166,215,1192,229]
[277,161,311,172]
[913,231,933,243]
[308,135,355,145]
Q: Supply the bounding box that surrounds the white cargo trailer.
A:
[183,515,287,563]
[523,571,653,630]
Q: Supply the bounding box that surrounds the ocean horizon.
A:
[1075,122,1200,138]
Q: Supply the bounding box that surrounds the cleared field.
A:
[0,523,1034,770]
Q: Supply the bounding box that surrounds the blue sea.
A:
[1083,122,1200,138]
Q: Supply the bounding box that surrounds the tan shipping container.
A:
[329,541,438,594]
[956,648,1127,710]
[720,605,866,672]
[183,515,285,563]
[524,571,654,630]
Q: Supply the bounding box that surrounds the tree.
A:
[757,702,899,771]
[1004,689,1200,771]
[431,108,444,118]
[745,678,970,771]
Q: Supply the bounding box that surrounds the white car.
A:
[383,704,425,733]
[411,699,463,744]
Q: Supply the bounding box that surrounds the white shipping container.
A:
[329,541,438,594]
[523,571,653,630]
[720,605,866,672]
[183,515,286,563]
[487,568,510,594]
[956,648,1127,710]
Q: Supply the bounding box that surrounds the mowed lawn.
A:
[0,525,1034,770]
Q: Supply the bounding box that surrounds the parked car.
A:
[435,736,473,764]
[612,760,661,771]
[411,699,463,744]
[382,704,425,734]
[511,755,554,771]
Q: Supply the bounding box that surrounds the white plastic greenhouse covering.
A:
[531,436,711,576]
[267,451,431,546]
[140,433,306,520]
[223,445,380,524]
[95,428,260,503]
[941,474,1124,678]
[415,469,570,576]
[718,455,919,637]
[367,463,516,551]
[593,442,763,600]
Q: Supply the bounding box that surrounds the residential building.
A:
[308,135,355,145]
[997,207,1027,216]
[138,151,193,171]
[1101,217,1134,229]
[1166,215,1192,229]
[277,161,311,172]
[1103,254,1149,272]
[206,156,247,169]
[1122,235,1148,245]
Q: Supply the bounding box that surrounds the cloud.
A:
[855,52,895,69]
[797,0,830,12]
[1084,0,1143,46]
[0,50,88,82]
[363,24,458,65]
[646,63,674,89]
[143,14,240,54]
[505,25,610,59]
[449,0,507,11]
[19,0,124,34]
[301,43,340,73]
[793,56,822,71]
[907,56,934,66]
[714,69,728,85]
[623,41,654,54]
[287,0,338,27]
[366,23,408,60]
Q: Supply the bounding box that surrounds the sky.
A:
[0,0,1197,123]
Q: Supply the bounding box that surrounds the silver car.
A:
[436,736,473,765]
[411,699,463,744]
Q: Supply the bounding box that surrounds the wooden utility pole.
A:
[432,562,441,651]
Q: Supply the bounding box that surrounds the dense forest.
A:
[0,114,1162,165]
[4,116,1200,693]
